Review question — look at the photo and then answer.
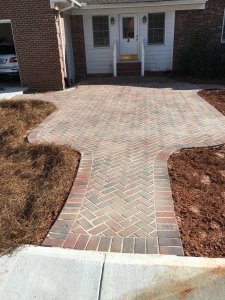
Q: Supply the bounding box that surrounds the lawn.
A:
[168,90,225,258]
[0,99,80,255]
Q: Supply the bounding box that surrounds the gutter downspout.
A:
[57,0,82,88]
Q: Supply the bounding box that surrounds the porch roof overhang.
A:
[50,0,208,12]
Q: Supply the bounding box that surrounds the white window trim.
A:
[147,12,166,46]
[92,15,110,48]
[0,20,11,23]
[222,9,225,43]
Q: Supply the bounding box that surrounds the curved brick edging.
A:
[28,111,58,144]
[26,86,225,255]
[154,146,184,256]
[28,111,93,248]
[192,90,225,126]
[154,89,225,256]
[28,110,160,254]
[154,136,225,256]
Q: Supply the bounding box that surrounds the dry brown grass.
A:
[0,100,80,256]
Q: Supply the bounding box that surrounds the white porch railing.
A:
[141,37,145,76]
[113,39,117,77]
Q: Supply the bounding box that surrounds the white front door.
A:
[119,14,138,60]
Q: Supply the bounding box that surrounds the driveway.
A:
[19,77,225,255]
[0,78,27,99]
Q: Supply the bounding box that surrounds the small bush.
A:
[178,33,225,78]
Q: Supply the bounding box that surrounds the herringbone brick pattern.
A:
[24,77,225,254]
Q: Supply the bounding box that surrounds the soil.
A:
[0,99,80,256]
[168,89,225,258]
[198,89,225,115]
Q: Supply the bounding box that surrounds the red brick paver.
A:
[24,77,225,255]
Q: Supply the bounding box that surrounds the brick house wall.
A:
[173,0,225,69]
[70,15,87,81]
[0,0,65,90]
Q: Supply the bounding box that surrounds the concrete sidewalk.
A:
[0,80,27,99]
[0,246,224,300]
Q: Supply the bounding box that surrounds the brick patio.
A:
[25,77,225,255]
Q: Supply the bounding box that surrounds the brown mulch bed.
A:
[168,89,225,258]
[0,100,80,256]
[198,89,225,114]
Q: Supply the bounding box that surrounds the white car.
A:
[0,42,19,77]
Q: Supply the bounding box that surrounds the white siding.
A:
[139,11,175,71]
[83,10,175,74]
[83,14,119,74]
[64,14,75,84]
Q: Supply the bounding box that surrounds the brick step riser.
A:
[117,65,141,69]
[117,69,141,74]
[117,69,141,73]
[117,73,141,76]
[117,66,141,69]
[117,63,141,65]
[117,62,141,76]
[117,64,141,67]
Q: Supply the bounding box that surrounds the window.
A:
[148,13,165,45]
[92,16,109,47]
[222,10,225,43]
[122,17,134,39]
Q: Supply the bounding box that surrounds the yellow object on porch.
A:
[120,54,138,61]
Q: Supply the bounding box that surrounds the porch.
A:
[52,0,208,83]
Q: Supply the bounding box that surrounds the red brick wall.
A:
[0,0,65,90]
[70,15,87,80]
[173,0,225,69]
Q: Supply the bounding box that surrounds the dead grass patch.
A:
[0,100,80,256]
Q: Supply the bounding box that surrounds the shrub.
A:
[178,33,225,78]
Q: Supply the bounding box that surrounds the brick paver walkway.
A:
[25,77,225,255]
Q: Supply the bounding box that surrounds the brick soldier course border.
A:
[29,125,225,255]
[25,77,225,255]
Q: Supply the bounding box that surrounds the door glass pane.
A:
[123,17,134,39]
